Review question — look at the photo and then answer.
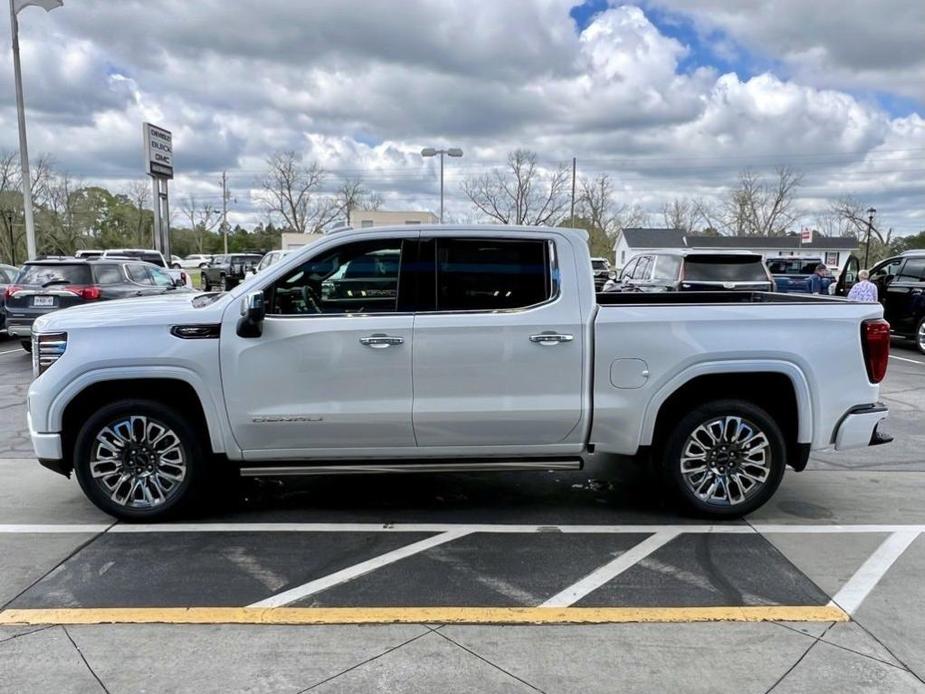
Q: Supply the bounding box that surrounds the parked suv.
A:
[766,256,831,294]
[838,251,925,353]
[202,253,263,291]
[590,257,613,291]
[0,263,19,333]
[101,249,192,288]
[620,250,774,292]
[3,258,187,351]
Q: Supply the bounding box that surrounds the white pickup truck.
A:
[26,225,892,521]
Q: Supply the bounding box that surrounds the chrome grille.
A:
[33,332,67,378]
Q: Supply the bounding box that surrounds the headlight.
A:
[33,332,67,378]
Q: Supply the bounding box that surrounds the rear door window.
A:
[92,264,125,285]
[652,255,681,281]
[126,263,155,285]
[895,258,925,282]
[434,238,552,311]
[684,256,769,282]
[17,263,92,286]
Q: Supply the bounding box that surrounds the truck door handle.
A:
[530,333,574,345]
[360,334,404,348]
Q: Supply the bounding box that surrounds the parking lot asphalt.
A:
[1,332,925,692]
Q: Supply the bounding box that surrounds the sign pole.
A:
[142,122,174,259]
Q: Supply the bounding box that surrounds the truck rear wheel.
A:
[73,399,208,521]
[660,399,785,519]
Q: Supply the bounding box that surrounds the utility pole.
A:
[220,170,230,254]
[569,157,577,228]
[864,207,876,268]
[3,209,15,265]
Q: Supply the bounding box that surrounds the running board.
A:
[240,459,583,477]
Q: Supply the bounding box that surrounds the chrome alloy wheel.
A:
[89,416,187,509]
[917,320,925,352]
[679,416,771,506]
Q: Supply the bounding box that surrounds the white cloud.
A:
[0,1,921,233]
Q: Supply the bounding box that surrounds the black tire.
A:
[660,399,786,519]
[73,399,208,521]
[20,339,32,353]
[220,275,229,291]
[914,317,925,355]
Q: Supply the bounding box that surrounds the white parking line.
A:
[0,348,24,356]
[890,354,925,366]
[541,530,679,608]
[247,529,472,608]
[0,524,111,533]
[828,530,921,615]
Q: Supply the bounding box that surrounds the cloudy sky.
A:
[1,0,923,233]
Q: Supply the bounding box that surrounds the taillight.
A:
[861,319,890,383]
[64,285,101,300]
[4,285,21,299]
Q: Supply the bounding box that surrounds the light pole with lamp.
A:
[8,0,63,261]
[864,207,876,269]
[421,147,462,223]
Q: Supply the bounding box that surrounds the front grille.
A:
[33,332,67,378]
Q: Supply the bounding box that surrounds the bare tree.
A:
[333,177,382,226]
[462,149,570,226]
[715,167,803,236]
[43,171,84,255]
[256,151,334,233]
[124,180,152,247]
[180,195,221,253]
[576,173,649,257]
[828,196,894,264]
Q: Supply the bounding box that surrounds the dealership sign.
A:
[143,122,173,179]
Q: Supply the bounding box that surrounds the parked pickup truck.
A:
[26,225,892,521]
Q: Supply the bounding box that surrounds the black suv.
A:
[838,252,925,353]
[619,250,774,293]
[202,253,263,291]
[3,258,185,351]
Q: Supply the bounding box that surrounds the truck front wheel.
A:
[73,399,207,521]
[661,399,786,519]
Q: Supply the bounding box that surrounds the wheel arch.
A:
[642,361,812,470]
[53,370,230,470]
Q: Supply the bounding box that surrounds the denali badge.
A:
[252,415,323,423]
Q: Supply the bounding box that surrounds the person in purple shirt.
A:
[847,269,879,302]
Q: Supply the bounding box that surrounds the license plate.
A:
[32,296,55,307]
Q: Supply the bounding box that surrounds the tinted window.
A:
[126,264,154,285]
[18,263,92,286]
[871,258,903,282]
[652,255,681,281]
[270,239,402,315]
[896,258,925,282]
[591,259,608,270]
[684,256,769,282]
[767,259,821,275]
[92,264,125,285]
[435,239,551,311]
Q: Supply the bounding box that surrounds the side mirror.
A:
[237,290,265,338]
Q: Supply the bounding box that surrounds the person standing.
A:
[847,269,879,302]
[807,264,829,294]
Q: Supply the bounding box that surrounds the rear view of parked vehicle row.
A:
[26,225,890,522]
[607,250,774,293]
[3,258,189,351]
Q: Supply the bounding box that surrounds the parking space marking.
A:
[0,605,850,626]
[247,529,472,608]
[890,354,925,365]
[541,531,679,608]
[0,524,111,533]
[828,530,921,615]
[0,348,23,356]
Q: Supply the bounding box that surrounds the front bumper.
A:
[834,403,890,450]
[28,410,63,460]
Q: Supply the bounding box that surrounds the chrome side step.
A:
[240,459,582,477]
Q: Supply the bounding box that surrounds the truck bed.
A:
[596,291,845,305]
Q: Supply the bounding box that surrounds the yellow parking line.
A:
[0,605,848,626]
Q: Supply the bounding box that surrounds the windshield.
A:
[767,259,822,275]
[684,256,769,282]
[17,263,92,286]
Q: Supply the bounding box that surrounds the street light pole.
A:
[8,0,64,261]
[421,147,463,223]
[864,207,876,268]
[4,209,15,265]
